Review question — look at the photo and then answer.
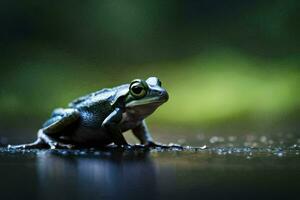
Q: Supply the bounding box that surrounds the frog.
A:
[9,77,170,149]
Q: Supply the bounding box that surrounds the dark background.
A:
[0,0,299,137]
[0,2,300,200]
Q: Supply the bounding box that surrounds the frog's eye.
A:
[146,77,162,87]
[129,79,148,99]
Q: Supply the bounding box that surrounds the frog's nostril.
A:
[159,90,169,101]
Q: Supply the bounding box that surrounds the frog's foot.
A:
[38,130,75,149]
[47,142,75,150]
[115,144,133,150]
[8,138,47,150]
[167,143,184,149]
[145,141,184,149]
[144,141,168,148]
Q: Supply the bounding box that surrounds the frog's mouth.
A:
[125,97,166,108]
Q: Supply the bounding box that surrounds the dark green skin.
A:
[9,77,169,149]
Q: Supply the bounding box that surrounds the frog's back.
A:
[67,84,129,130]
[69,84,129,109]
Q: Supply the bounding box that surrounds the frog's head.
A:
[125,77,169,117]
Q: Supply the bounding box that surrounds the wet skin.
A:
[9,77,170,149]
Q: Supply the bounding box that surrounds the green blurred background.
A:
[0,0,299,134]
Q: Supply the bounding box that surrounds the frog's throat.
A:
[125,97,163,107]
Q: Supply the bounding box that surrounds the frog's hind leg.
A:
[9,108,80,150]
[39,108,80,149]
[37,129,75,149]
[8,129,75,150]
[8,137,47,149]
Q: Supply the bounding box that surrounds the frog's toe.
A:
[144,141,184,150]
[132,144,145,148]
[145,141,169,149]
[37,129,75,149]
[7,144,26,150]
[167,143,184,149]
[8,138,47,150]
[48,142,75,150]
[115,144,133,150]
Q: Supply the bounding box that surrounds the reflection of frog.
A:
[9,77,169,149]
[36,150,157,199]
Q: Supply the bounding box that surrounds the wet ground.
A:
[0,130,300,200]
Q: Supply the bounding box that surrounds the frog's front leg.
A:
[131,120,154,145]
[102,107,128,146]
[132,120,166,148]
[132,120,183,149]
